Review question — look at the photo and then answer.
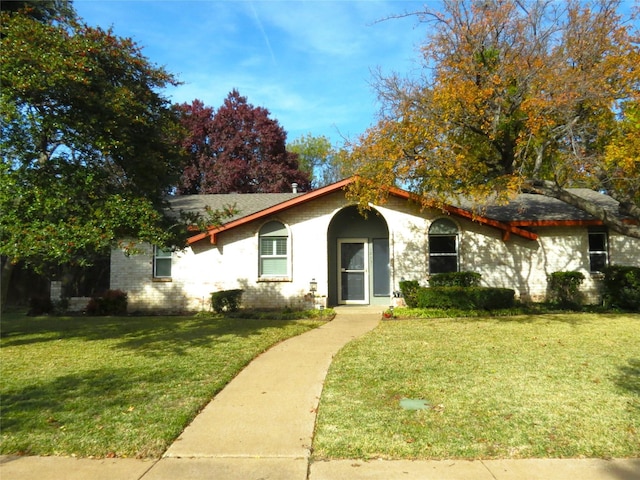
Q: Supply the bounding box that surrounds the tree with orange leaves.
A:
[348,0,640,238]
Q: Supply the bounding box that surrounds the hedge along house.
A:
[110,177,640,312]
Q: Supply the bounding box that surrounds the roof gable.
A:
[185,178,354,244]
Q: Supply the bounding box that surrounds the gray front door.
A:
[338,239,369,304]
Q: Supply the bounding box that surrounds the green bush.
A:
[399,280,421,308]
[429,271,481,287]
[87,290,128,316]
[28,296,53,316]
[415,286,515,310]
[602,265,640,311]
[547,271,585,309]
[211,289,244,313]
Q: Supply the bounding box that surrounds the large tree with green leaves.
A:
[288,133,350,188]
[0,0,75,22]
[348,0,640,238]
[0,5,186,307]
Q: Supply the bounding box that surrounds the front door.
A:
[338,239,369,304]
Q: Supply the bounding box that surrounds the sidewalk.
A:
[1,307,639,480]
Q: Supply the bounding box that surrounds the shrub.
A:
[87,290,128,316]
[398,280,421,308]
[602,265,640,311]
[429,271,481,287]
[28,296,53,316]
[547,271,585,309]
[211,289,243,314]
[415,286,515,310]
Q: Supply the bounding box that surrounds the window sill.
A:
[258,277,291,283]
[152,277,172,282]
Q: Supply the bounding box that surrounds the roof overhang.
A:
[186,177,541,245]
[187,178,355,245]
[385,186,538,241]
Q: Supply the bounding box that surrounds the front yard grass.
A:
[0,311,327,458]
[313,313,640,460]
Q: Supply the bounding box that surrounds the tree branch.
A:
[528,179,640,239]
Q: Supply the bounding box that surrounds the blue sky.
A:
[74,1,432,146]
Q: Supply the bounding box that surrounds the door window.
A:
[339,240,368,303]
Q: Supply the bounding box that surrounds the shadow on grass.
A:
[0,314,304,356]
[1,367,152,433]
[615,358,640,410]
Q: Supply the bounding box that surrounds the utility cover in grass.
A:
[399,398,431,410]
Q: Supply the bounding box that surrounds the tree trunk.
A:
[1,258,16,312]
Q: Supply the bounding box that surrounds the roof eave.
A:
[186,177,355,245]
[187,178,540,244]
[386,186,538,241]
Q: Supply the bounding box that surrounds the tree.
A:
[0,6,187,307]
[174,99,215,195]
[288,133,349,188]
[175,90,311,194]
[347,0,640,238]
[0,0,75,22]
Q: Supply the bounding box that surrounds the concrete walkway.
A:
[1,306,639,480]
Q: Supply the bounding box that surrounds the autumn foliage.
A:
[348,0,640,237]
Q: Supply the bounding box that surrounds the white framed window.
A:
[588,228,608,273]
[153,246,172,278]
[429,218,459,274]
[259,221,289,278]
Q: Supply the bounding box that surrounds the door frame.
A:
[337,238,369,304]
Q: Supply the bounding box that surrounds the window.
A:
[153,247,172,278]
[429,218,459,274]
[373,238,390,296]
[588,228,608,273]
[259,221,289,277]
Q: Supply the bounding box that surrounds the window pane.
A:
[589,233,606,251]
[373,238,390,296]
[429,219,458,235]
[261,257,287,275]
[275,238,287,255]
[430,256,457,274]
[155,258,172,277]
[589,253,607,272]
[260,238,274,255]
[155,248,172,258]
[341,243,365,270]
[430,236,456,254]
[341,272,365,300]
[261,221,287,237]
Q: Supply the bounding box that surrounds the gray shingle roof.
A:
[168,188,621,225]
[464,189,620,223]
[167,193,302,222]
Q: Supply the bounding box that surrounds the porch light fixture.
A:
[310,278,317,294]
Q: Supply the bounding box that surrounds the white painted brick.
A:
[111,192,640,311]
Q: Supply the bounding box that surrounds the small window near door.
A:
[259,221,289,278]
[153,247,172,278]
[429,218,459,274]
[588,228,608,273]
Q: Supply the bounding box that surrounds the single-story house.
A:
[110,177,640,312]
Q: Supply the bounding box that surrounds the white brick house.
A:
[110,177,640,312]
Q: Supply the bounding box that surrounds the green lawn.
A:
[313,313,640,460]
[0,311,327,458]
